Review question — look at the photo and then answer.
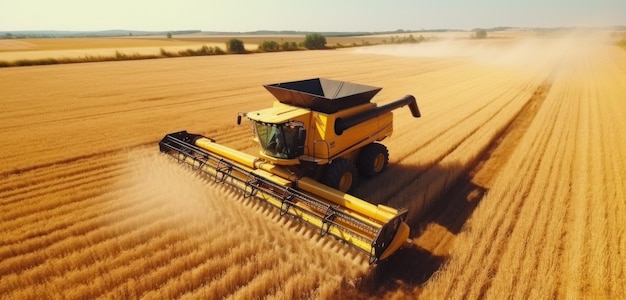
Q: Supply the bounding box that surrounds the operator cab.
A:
[237,102,310,164]
[254,121,306,160]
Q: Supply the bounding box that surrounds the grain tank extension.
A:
[159,78,421,263]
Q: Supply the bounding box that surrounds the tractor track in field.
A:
[356,77,554,297]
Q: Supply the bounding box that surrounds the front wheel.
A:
[356,143,389,177]
[323,158,358,193]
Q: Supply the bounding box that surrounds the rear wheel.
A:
[356,143,389,177]
[323,158,358,193]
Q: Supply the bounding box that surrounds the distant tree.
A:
[281,41,299,51]
[213,46,225,54]
[160,48,175,57]
[166,32,172,39]
[281,41,291,50]
[474,29,487,39]
[258,40,279,52]
[303,33,327,49]
[227,38,245,53]
[199,45,210,55]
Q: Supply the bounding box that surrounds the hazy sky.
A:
[1,0,624,32]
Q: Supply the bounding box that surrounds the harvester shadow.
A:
[357,245,445,295]
[353,162,486,234]
[419,172,488,234]
[349,163,488,296]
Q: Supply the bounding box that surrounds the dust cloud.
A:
[103,149,237,227]
[110,149,269,238]
[350,30,614,68]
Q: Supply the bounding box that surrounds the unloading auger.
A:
[159,78,421,263]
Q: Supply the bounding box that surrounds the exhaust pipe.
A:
[335,95,420,135]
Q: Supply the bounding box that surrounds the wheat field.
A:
[1,34,624,299]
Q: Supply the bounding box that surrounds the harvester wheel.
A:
[357,143,389,177]
[323,158,358,193]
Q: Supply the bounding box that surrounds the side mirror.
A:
[236,112,247,125]
[237,113,247,125]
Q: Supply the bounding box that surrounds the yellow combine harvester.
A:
[159,78,420,263]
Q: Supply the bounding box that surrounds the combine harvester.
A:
[159,78,420,263]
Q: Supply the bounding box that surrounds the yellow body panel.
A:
[251,169,291,186]
[246,103,310,124]
[195,138,257,168]
[309,102,392,161]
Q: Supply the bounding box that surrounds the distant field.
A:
[0,31,533,62]
[1,33,624,298]
[0,37,224,61]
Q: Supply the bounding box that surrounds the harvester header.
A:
[159,78,421,263]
